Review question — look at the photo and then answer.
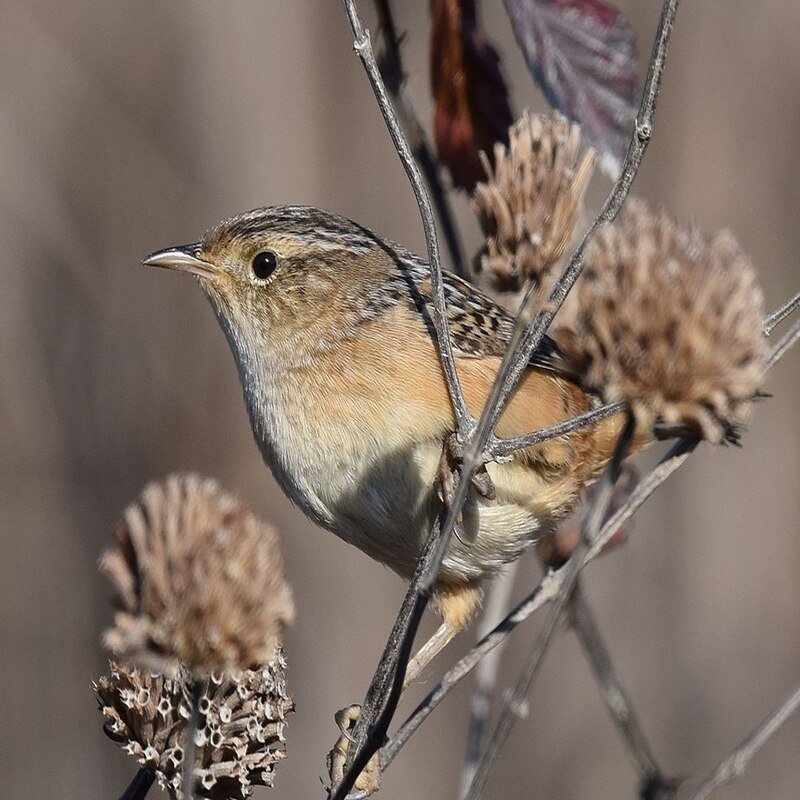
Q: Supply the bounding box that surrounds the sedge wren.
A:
[144,206,638,646]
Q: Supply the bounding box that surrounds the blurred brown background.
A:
[1,2,798,798]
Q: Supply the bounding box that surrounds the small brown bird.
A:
[144,205,639,674]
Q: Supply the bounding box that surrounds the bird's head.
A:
[143,205,392,359]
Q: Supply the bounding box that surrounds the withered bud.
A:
[569,200,767,444]
[95,658,293,799]
[472,110,596,293]
[102,474,294,674]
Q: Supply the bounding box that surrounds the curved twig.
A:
[689,683,800,800]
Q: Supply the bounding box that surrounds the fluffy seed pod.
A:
[568,200,767,444]
[472,110,596,293]
[102,474,294,674]
[95,658,293,799]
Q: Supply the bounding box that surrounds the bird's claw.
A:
[471,467,496,500]
[327,704,382,796]
[442,434,497,501]
[334,705,361,741]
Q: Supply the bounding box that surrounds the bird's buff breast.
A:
[237,350,547,584]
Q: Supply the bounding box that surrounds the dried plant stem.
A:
[381,437,696,771]
[766,316,800,369]
[342,0,469,429]
[181,678,204,800]
[569,587,674,797]
[464,553,583,800]
[689,683,800,800]
[762,288,800,334]
[119,768,155,800]
[462,413,636,800]
[491,400,627,458]
[372,0,468,278]
[459,563,520,799]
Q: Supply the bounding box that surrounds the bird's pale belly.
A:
[269,429,553,584]
[241,356,576,586]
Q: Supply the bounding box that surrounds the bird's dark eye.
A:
[251,250,278,280]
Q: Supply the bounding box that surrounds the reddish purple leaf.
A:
[503,0,639,177]
[431,0,514,192]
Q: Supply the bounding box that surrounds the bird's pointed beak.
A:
[142,243,217,279]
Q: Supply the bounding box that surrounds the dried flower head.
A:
[472,110,596,293]
[569,200,767,444]
[102,474,294,674]
[95,657,293,799]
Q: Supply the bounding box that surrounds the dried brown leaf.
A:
[431,0,514,191]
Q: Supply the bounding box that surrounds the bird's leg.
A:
[403,580,482,688]
[403,621,458,689]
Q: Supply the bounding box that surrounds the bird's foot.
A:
[441,433,497,501]
[326,704,382,796]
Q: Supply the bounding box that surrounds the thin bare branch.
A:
[490,400,627,458]
[119,769,155,800]
[569,587,676,797]
[463,412,636,800]
[459,564,520,799]
[464,557,582,800]
[766,316,800,370]
[381,437,696,771]
[372,0,468,278]
[341,0,470,428]
[689,683,800,800]
[763,289,800,335]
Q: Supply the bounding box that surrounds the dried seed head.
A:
[95,657,293,799]
[569,200,767,444]
[102,474,294,674]
[472,110,596,293]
